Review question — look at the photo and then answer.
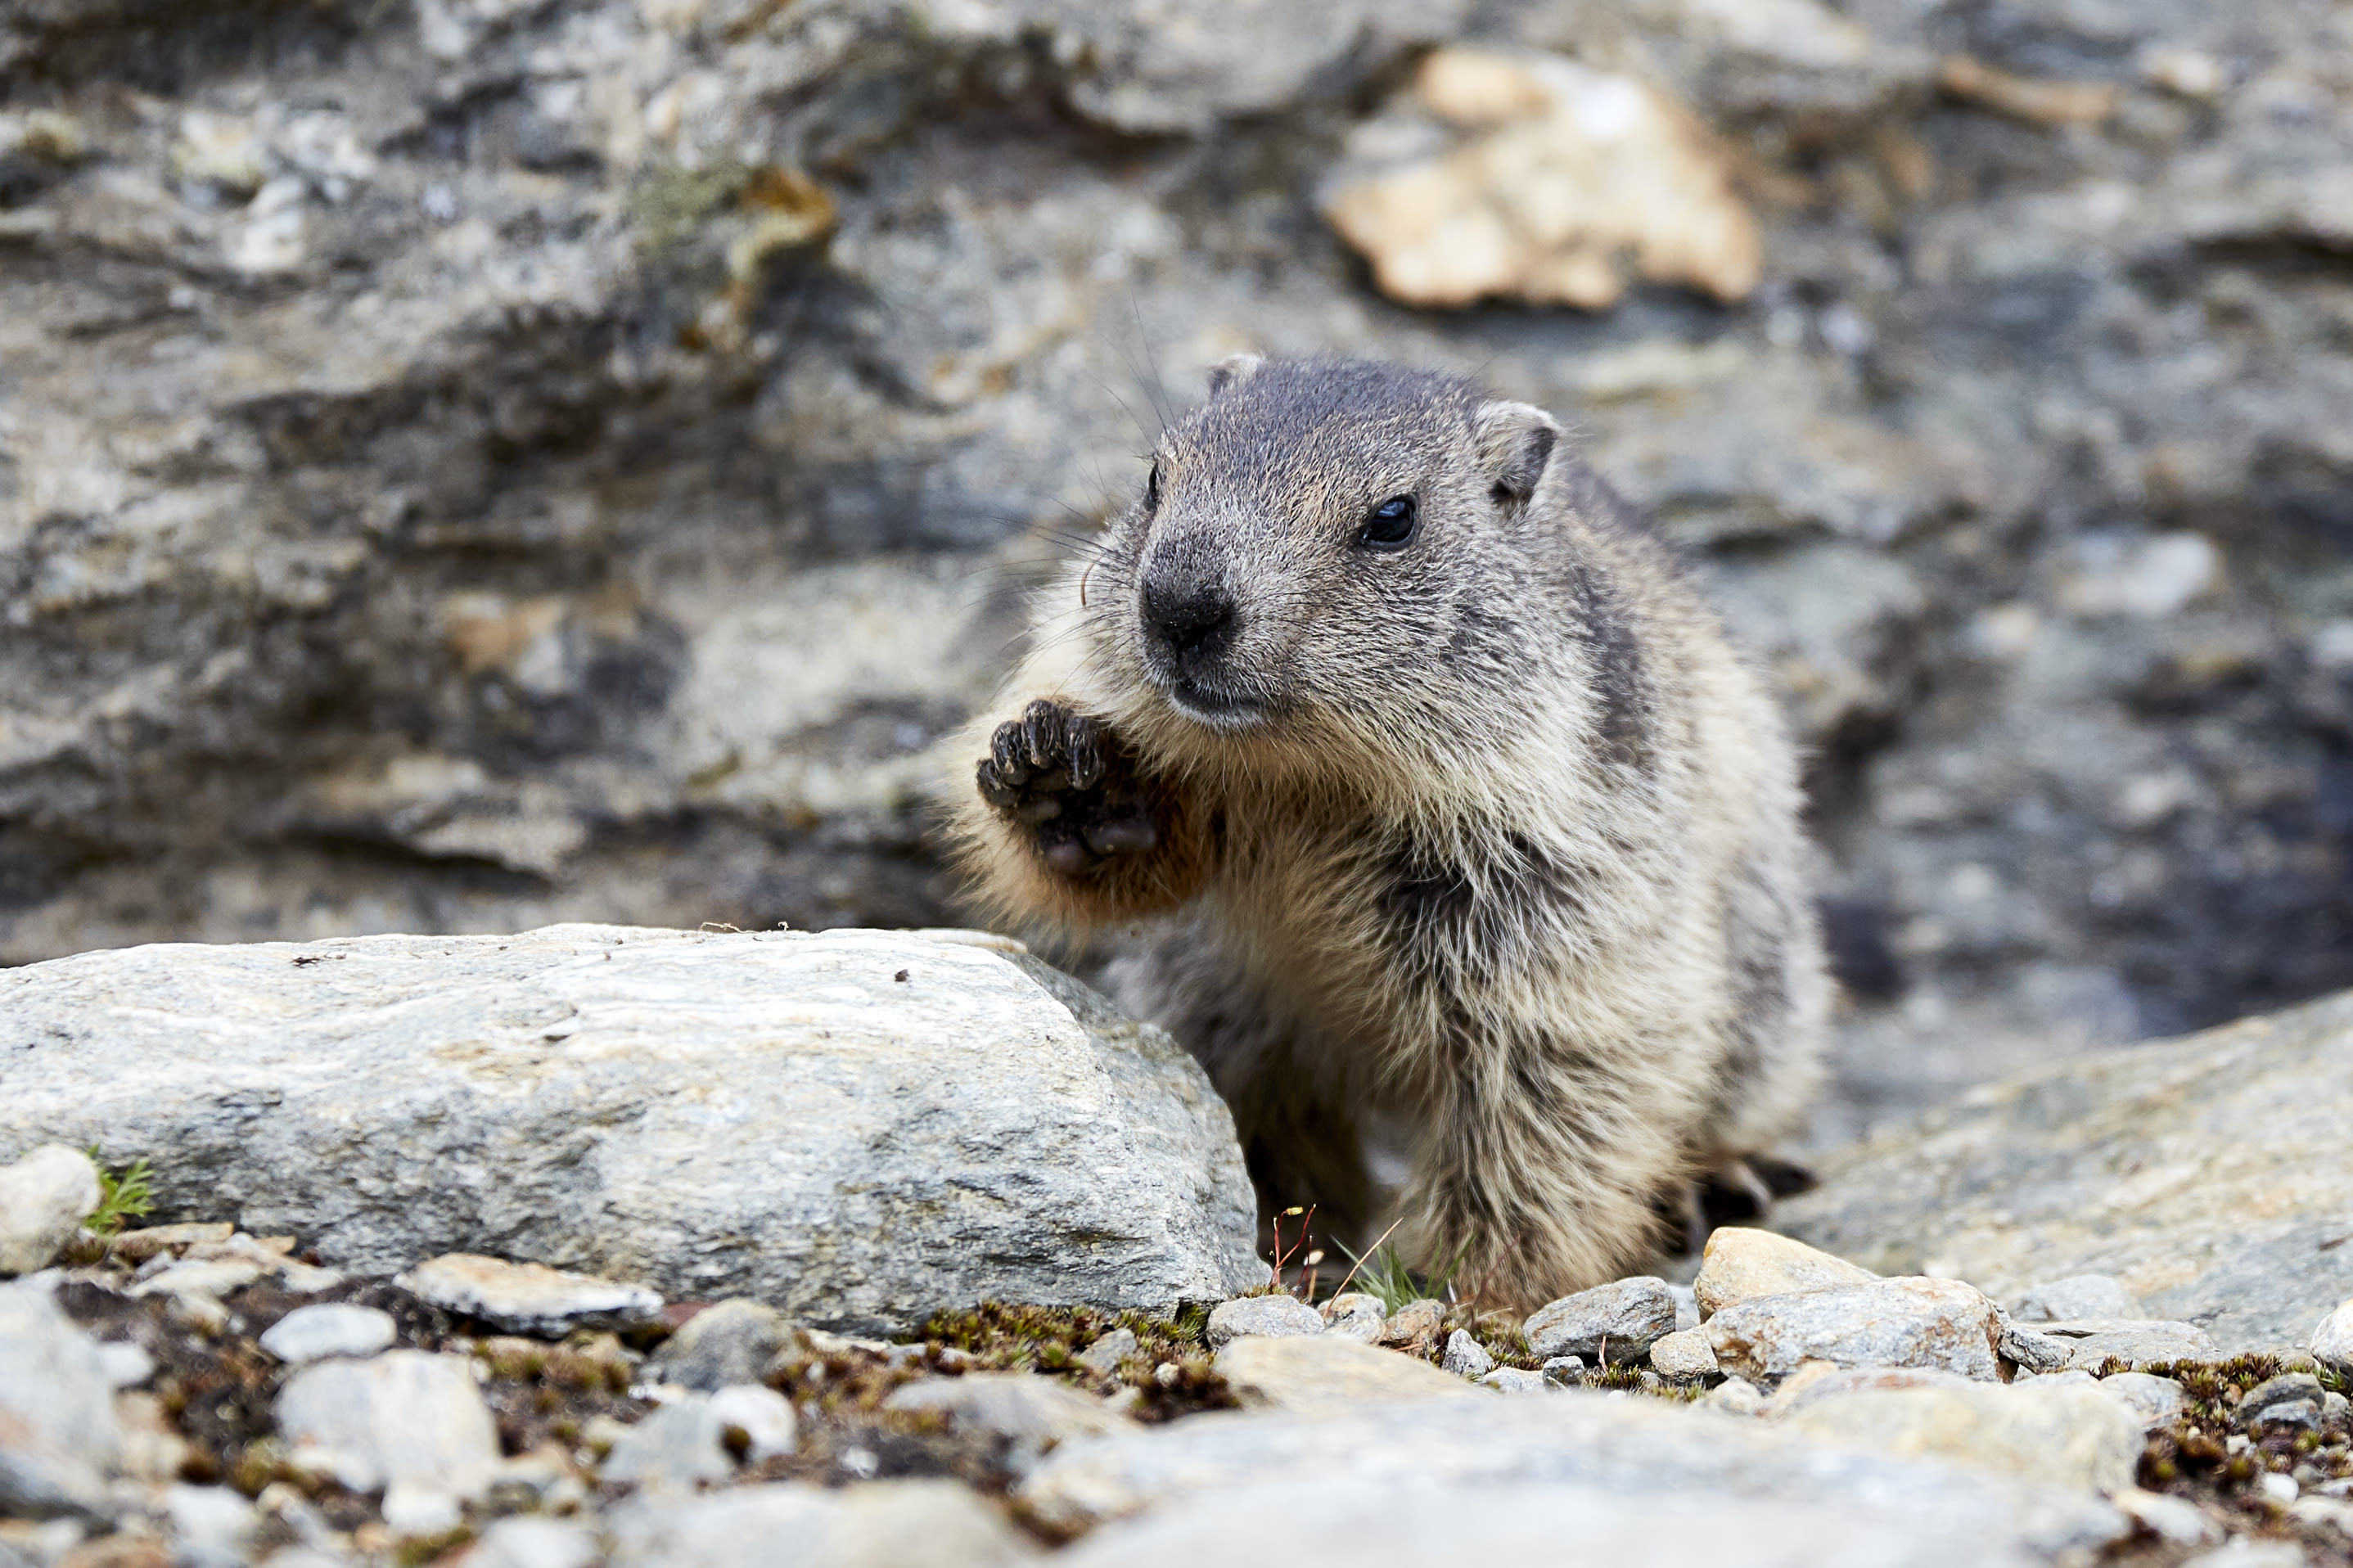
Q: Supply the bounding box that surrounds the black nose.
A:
[1141,576,1237,665]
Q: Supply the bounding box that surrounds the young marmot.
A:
[951,356,1828,1309]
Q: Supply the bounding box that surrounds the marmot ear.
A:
[1206,353,1266,397]
[1473,399,1560,508]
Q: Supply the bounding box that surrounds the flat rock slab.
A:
[1212,1333,1477,1417]
[1780,989,2353,1353]
[397,1253,663,1337]
[1778,1378,2146,1494]
[0,926,1260,1332]
[1705,1277,2003,1386]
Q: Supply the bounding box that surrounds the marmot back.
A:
[950,355,1828,1309]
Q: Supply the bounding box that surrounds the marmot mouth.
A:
[1162,677,1265,729]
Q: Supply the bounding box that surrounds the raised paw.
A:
[976,700,1161,878]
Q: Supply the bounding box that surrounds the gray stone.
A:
[259,1304,397,1366]
[2032,1319,2219,1372]
[1778,1380,2147,1494]
[1206,1295,1324,1348]
[602,1399,732,1491]
[1668,1284,1700,1333]
[0,927,1258,1331]
[1017,1389,2128,1557]
[647,1300,791,1392]
[1693,1230,1877,1318]
[2313,1300,2353,1377]
[165,1485,257,1568]
[2237,1375,2329,1437]
[607,1479,1032,1568]
[1482,1368,1548,1394]
[1525,1277,1679,1365]
[2097,1372,2186,1430]
[0,1147,97,1277]
[1440,1330,1494,1378]
[881,1374,1131,1466]
[1999,1322,2074,1376]
[1213,1334,1476,1417]
[1783,994,2353,1354]
[1320,1294,1386,1344]
[275,1349,501,1507]
[1651,1328,1719,1381]
[2013,1277,2143,1324]
[398,1253,662,1337]
[1706,1377,1765,1416]
[1076,1328,1139,1375]
[706,1385,797,1464]
[1377,1300,1444,1351]
[466,1516,601,1568]
[1539,1356,1585,1387]
[0,1283,119,1521]
[1705,1277,2004,1387]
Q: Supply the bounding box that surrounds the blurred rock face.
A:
[2,0,2350,1138]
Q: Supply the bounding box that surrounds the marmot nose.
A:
[1141,577,1238,665]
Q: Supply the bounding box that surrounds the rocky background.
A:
[5,0,2353,1140]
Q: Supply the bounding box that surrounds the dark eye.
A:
[1359,495,1418,550]
[1144,461,1161,511]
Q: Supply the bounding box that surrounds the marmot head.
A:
[1074,356,1566,784]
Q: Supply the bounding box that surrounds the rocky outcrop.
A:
[1780,989,2353,1352]
[0,925,1260,1329]
[6,0,2353,1138]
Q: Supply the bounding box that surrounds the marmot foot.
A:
[976,700,1161,878]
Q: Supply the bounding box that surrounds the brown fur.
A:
[948,356,1828,1311]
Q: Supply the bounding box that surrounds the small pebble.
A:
[1206,1295,1324,1347]
[1648,1327,1717,1381]
[2312,1297,2353,1377]
[1441,1329,1494,1378]
[1539,1355,1584,1386]
[1481,1367,1547,1394]
[1077,1327,1138,1375]
[260,1304,397,1366]
[707,1383,798,1462]
[1704,1376,1764,1415]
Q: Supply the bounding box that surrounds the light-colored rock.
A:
[647,1300,791,1392]
[1760,1364,1974,1420]
[1076,1327,1139,1375]
[1441,1329,1494,1378]
[0,927,1259,1331]
[1780,1379,2147,1494]
[2312,1299,2353,1376]
[1482,1367,1547,1394]
[1207,1294,1324,1347]
[2112,1488,2222,1546]
[1524,1277,1679,1364]
[2179,1543,2310,1568]
[2013,1276,2142,1323]
[602,1399,732,1491]
[1320,1294,1386,1344]
[0,1283,120,1521]
[0,1147,98,1276]
[1999,1322,2073,1375]
[1669,1283,1701,1332]
[1017,1388,2128,1557]
[1706,1277,2003,1386]
[466,1516,602,1568]
[2096,1372,2185,1430]
[882,1374,1131,1465]
[1377,1300,1444,1351]
[1213,1334,1477,1417]
[96,1341,152,1390]
[1651,1327,1720,1381]
[106,1223,234,1264]
[1321,48,1762,309]
[1782,994,2353,1353]
[1693,1228,1877,1318]
[259,1304,397,1366]
[166,1485,257,1568]
[276,1349,501,1503]
[2033,1319,2218,1371]
[607,1478,1033,1568]
[399,1253,661,1336]
[707,1385,797,1463]
[1706,1377,1765,1415]
[1539,1355,1585,1386]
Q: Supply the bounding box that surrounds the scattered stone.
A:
[1651,1328,1719,1381]
[1320,1294,1386,1344]
[647,1300,791,1392]
[1782,994,2353,1353]
[2114,1487,2223,1546]
[1206,1294,1323,1347]
[2236,1374,2329,1437]
[165,1485,256,1568]
[0,1284,120,1521]
[1693,1229,1877,1318]
[2013,1276,2142,1323]
[1999,1322,2073,1375]
[882,1374,1131,1465]
[0,928,1260,1332]
[1668,1283,1700,1332]
[1705,1277,2003,1386]
[1780,1378,2146,1494]
[602,1399,732,1491]
[1540,1356,1585,1387]
[1077,1327,1139,1375]
[105,1223,234,1264]
[1321,47,1762,309]
[1214,1333,1479,1417]
[1525,1277,1679,1364]
[259,1304,397,1365]
[1706,1377,1765,1416]
[0,1147,98,1277]
[1441,1329,1494,1378]
[1377,1300,1444,1354]
[275,1349,501,1508]
[398,1254,663,1337]
[467,1516,602,1568]
[2033,1319,2219,1371]
[607,1478,1033,1568]
[2313,1300,2353,1377]
[707,1385,797,1464]
[96,1341,153,1390]
[1482,1368,1548,1395]
[2096,1372,2185,1430]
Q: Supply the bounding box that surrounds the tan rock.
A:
[1648,1328,1719,1381]
[1693,1228,1878,1318]
[1705,1277,2003,1386]
[1320,47,1762,312]
[1781,1380,2146,1494]
[1215,1334,1479,1418]
[396,1253,663,1337]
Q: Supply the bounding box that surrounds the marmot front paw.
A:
[976,700,1160,876]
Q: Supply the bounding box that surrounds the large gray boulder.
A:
[1781,989,2353,1354]
[0,926,1260,1331]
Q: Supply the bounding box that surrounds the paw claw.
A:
[977,700,1156,883]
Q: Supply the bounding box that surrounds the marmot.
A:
[950,356,1828,1310]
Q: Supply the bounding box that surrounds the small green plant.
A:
[1330,1232,1471,1316]
[83,1148,155,1236]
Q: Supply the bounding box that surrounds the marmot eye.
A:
[1359,495,1418,550]
[1144,461,1161,511]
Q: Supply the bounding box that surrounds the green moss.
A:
[83,1149,155,1236]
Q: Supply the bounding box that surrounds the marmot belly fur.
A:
[950,356,1828,1310]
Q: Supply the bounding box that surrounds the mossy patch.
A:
[911,1300,1236,1422]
